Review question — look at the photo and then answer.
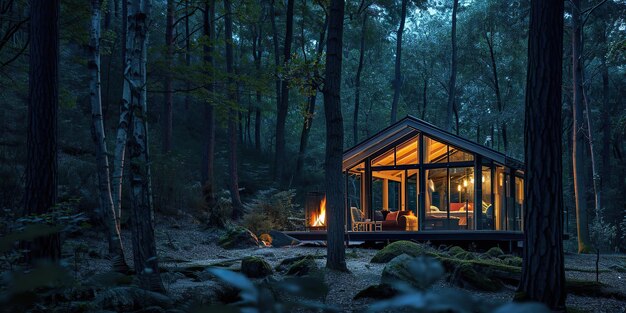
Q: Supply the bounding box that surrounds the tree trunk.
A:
[274,0,294,184]
[295,14,328,182]
[421,77,427,119]
[516,0,566,309]
[124,0,165,292]
[353,13,367,145]
[224,0,243,219]
[184,0,192,110]
[270,0,281,134]
[252,21,263,153]
[89,0,129,273]
[486,31,508,154]
[201,0,216,208]
[112,0,129,230]
[390,0,406,124]
[162,0,174,154]
[445,0,458,132]
[323,0,347,272]
[571,0,592,253]
[24,0,61,263]
[599,27,611,192]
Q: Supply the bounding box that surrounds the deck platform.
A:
[285,230,525,251]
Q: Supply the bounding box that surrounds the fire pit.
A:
[304,192,326,231]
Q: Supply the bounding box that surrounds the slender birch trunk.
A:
[112,0,130,230]
[89,0,129,273]
[125,0,165,292]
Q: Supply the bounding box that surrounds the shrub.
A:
[242,189,301,235]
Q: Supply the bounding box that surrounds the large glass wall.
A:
[352,130,523,233]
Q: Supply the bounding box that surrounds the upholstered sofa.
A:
[373,210,412,231]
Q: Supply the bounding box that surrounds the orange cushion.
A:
[386,211,398,221]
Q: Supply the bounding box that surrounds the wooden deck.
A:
[285,230,525,251]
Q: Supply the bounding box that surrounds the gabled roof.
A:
[342,115,524,171]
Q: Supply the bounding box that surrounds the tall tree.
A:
[390,0,407,123]
[201,0,216,209]
[484,30,508,154]
[571,0,592,253]
[295,11,328,182]
[274,0,295,184]
[89,0,129,272]
[269,0,281,150]
[162,0,174,153]
[517,0,566,309]
[24,0,61,262]
[224,0,244,218]
[125,0,165,292]
[112,0,130,230]
[353,10,367,144]
[252,12,264,153]
[324,0,347,272]
[445,0,458,132]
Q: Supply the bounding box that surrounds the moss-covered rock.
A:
[286,256,318,276]
[501,256,523,267]
[438,256,522,290]
[218,227,259,249]
[353,284,398,300]
[447,246,466,257]
[371,241,428,263]
[485,247,505,258]
[450,263,503,291]
[275,254,320,272]
[241,256,273,278]
[381,254,444,290]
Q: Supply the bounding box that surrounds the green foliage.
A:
[590,207,617,252]
[367,255,549,313]
[203,267,336,313]
[370,240,430,263]
[242,189,301,235]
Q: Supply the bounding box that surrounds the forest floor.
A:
[70,214,626,313]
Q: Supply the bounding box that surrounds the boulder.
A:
[353,284,398,300]
[276,255,322,272]
[218,227,259,249]
[286,256,318,276]
[485,247,505,258]
[93,287,173,312]
[371,241,429,263]
[269,230,301,247]
[241,256,273,278]
[450,263,502,292]
[381,254,444,290]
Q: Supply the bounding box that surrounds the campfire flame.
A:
[312,197,326,227]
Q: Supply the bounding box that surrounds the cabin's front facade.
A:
[339,116,525,234]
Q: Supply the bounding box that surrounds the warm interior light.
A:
[470,177,474,184]
[312,197,326,227]
[457,184,461,191]
[482,176,485,183]
[463,179,468,187]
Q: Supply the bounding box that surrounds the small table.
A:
[354,221,383,232]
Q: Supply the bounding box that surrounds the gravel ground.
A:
[67,215,626,313]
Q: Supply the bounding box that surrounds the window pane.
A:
[449,146,474,162]
[424,168,451,230]
[396,135,419,165]
[515,176,524,231]
[424,136,448,163]
[372,148,395,167]
[481,166,494,230]
[449,167,475,230]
